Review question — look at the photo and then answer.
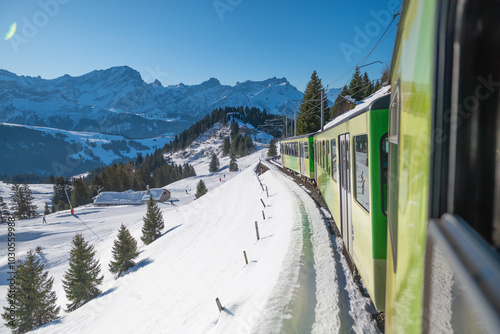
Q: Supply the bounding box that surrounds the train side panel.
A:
[385,0,435,332]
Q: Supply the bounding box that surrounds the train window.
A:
[304,142,309,159]
[354,134,370,211]
[332,139,337,181]
[380,134,388,216]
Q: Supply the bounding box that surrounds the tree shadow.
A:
[163,224,182,235]
[121,258,154,277]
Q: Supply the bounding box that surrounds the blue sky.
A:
[1,0,400,94]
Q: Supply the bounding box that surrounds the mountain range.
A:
[0,66,304,138]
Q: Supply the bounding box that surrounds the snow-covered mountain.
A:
[0,66,304,138]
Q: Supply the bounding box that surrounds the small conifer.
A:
[63,234,104,312]
[195,180,208,199]
[109,224,139,277]
[141,196,165,245]
[2,251,60,333]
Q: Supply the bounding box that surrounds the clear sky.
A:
[1,0,400,95]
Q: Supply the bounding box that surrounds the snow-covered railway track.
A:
[256,163,379,333]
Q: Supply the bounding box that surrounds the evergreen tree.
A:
[109,224,139,277]
[21,183,38,219]
[2,251,60,333]
[70,178,92,208]
[230,121,239,137]
[10,182,37,220]
[229,153,239,171]
[195,180,208,199]
[268,138,278,157]
[63,234,104,312]
[222,137,230,156]
[362,72,373,98]
[10,182,21,220]
[0,196,10,223]
[297,71,328,135]
[372,80,382,93]
[209,153,220,173]
[43,202,50,216]
[141,196,165,245]
[348,66,364,101]
[52,177,71,212]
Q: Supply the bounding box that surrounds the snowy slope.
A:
[0,126,379,333]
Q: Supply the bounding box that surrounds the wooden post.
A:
[243,251,248,265]
[255,221,260,241]
[260,181,264,191]
[262,210,266,220]
[260,199,266,208]
[216,298,224,312]
[266,185,269,198]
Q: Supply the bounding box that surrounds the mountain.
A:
[0,122,172,177]
[0,66,304,138]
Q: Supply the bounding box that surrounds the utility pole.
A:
[321,89,324,131]
[285,116,288,138]
[294,109,297,137]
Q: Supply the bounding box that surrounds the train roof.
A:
[323,85,391,131]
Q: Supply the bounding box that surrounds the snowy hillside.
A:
[0,122,172,176]
[0,67,304,138]
[0,127,379,333]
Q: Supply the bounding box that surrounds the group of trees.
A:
[0,183,38,222]
[296,66,388,135]
[164,106,276,152]
[2,194,170,333]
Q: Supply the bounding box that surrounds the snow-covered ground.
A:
[0,125,379,333]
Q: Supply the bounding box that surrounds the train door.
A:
[299,142,305,175]
[339,133,353,255]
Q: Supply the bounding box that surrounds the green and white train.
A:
[281,0,500,332]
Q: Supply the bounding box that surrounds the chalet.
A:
[93,187,171,206]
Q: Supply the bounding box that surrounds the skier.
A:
[42,216,47,224]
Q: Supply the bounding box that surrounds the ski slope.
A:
[1,147,379,333]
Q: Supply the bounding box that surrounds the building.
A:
[93,187,171,206]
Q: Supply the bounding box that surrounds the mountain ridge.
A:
[0,66,304,138]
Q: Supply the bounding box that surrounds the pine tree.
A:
[2,251,60,333]
[297,71,328,135]
[52,177,71,212]
[209,153,220,173]
[222,137,231,156]
[195,180,208,199]
[348,66,364,101]
[10,182,37,220]
[63,234,104,312]
[10,182,21,220]
[21,183,37,219]
[43,202,50,216]
[268,138,277,157]
[70,178,91,208]
[229,153,239,171]
[0,196,10,224]
[109,224,139,277]
[141,196,165,245]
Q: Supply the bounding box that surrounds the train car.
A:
[280,134,315,181]
[385,0,500,332]
[314,92,390,311]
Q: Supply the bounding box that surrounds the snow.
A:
[324,85,391,131]
[0,125,380,333]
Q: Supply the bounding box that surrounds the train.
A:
[280,0,500,332]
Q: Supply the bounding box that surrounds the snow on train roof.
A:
[323,85,391,131]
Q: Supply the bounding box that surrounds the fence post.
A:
[262,210,266,220]
[216,298,224,312]
[255,221,260,241]
[243,251,248,265]
[260,199,266,208]
[266,185,269,198]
